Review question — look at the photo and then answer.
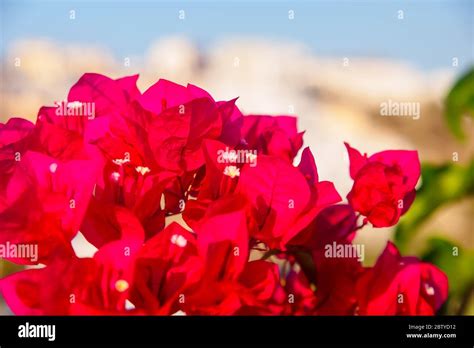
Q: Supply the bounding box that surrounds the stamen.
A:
[115,279,129,293]
[223,165,240,178]
[110,171,120,182]
[49,163,58,173]
[171,234,187,247]
[135,166,151,175]
[424,283,435,296]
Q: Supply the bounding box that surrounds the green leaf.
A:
[395,159,474,251]
[444,67,474,140]
[0,259,23,278]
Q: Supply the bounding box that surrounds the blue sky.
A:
[1,0,473,70]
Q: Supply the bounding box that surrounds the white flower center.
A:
[111,171,120,181]
[424,283,435,296]
[135,166,151,175]
[223,165,240,178]
[171,234,187,247]
[115,279,129,293]
[49,163,58,173]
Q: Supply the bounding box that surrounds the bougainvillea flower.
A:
[34,74,143,183]
[139,79,243,169]
[289,204,357,250]
[0,111,99,192]
[1,259,98,315]
[0,118,35,147]
[345,143,420,227]
[147,97,222,174]
[356,242,448,315]
[0,207,145,314]
[0,242,144,315]
[69,73,140,117]
[0,74,448,317]
[0,118,35,198]
[33,120,90,161]
[313,255,362,315]
[182,139,243,228]
[272,267,317,315]
[241,115,303,162]
[81,162,174,242]
[138,82,244,215]
[130,222,201,315]
[237,149,340,250]
[80,202,146,249]
[78,104,175,240]
[38,74,139,135]
[290,204,362,315]
[216,99,244,147]
[0,151,97,263]
[139,79,213,115]
[181,195,280,315]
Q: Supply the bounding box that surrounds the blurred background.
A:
[0,0,473,314]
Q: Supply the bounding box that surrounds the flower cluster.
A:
[0,74,448,315]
